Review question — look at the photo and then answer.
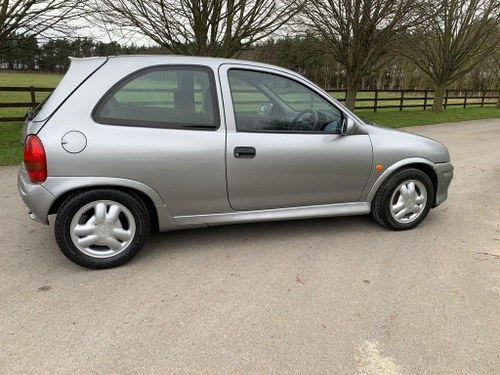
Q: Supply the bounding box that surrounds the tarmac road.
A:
[0,119,499,375]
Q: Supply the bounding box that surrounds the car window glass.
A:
[228,69,342,133]
[94,66,218,129]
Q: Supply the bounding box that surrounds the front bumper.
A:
[17,167,55,225]
[434,162,454,206]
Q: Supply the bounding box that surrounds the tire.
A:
[55,189,150,269]
[371,168,434,230]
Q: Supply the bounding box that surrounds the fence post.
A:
[29,86,36,108]
[444,90,448,109]
[481,90,485,107]
[374,89,378,113]
[463,89,467,108]
[424,90,428,110]
[399,90,404,111]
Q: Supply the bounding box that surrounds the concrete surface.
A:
[0,119,499,375]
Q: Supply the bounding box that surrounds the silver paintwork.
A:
[389,180,427,224]
[18,55,453,231]
[33,57,108,123]
[42,176,165,205]
[225,131,372,210]
[433,162,454,205]
[341,118,356,135]
[18,168,54,225]
[175,202,371,226]
[70,200,136,258]
[61,131,87,153]
[363,157,452,205]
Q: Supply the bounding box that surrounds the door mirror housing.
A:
[341,117,356,135]
[258,103,273,116]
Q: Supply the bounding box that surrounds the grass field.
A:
[0,71,62,119]
[356,106,499,127]
[0,71,63,86]
[0,71,498,166]
[0,72,63,166]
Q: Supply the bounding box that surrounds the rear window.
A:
[93,65,219,130]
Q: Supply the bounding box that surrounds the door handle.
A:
[234,146,256,159]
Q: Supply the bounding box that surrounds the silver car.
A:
[18,56,454,269]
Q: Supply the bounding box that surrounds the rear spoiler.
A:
[31,57,108,123]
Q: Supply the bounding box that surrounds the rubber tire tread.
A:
[54,189,150,269]
[371,168,434,231]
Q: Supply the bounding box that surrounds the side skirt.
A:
[173,202,371,226]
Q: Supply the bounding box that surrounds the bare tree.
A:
[403,0,500,111]
[490,50,500,108]
[301,0,432,109]
[0,0,87,53]
[95,0,302,58]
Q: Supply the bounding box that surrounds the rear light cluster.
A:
[23,135,47,183]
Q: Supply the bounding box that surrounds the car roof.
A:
[68,55,300,77]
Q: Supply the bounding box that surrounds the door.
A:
[221,66,373,211]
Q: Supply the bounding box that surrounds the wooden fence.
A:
[0,86,498,122]
[0,86,53,122]
[325,89,500,112]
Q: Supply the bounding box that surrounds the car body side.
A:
[18,56,453,231]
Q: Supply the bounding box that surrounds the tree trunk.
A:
[345,81,359,110]
[432,85,446,112]
[496,93,500,109]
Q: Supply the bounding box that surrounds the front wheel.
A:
[372,168,434,230]
[55,189,150,269]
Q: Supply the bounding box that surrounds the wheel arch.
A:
[364,158,438,205]
[47,182,162,232]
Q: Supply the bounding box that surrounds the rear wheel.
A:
[55,189,150,269]
[372,168,434,230]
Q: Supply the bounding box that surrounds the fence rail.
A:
[325,89,500,112]
[0,86,53,122]
[0,86,498,122]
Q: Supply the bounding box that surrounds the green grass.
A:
[355,106,500,128]
[0,122,23,166]
[0,72,62,166]
[0,71,63,87]
[0,71,62,119]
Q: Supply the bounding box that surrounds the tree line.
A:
[0,36,166,72]
[1,0,499,111]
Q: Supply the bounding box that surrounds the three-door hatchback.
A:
[19,56,453,269]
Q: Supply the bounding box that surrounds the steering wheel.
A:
[292,110,319,130]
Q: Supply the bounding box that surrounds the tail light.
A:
[23,135,47,183]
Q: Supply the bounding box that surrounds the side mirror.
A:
[258,103,273,116]
[341,117,356,135]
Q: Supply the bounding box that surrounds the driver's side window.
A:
[228,69,342,133]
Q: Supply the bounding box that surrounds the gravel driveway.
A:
[1,119,499,374]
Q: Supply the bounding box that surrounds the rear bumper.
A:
[17,168,55,225]
[434,162,454,206]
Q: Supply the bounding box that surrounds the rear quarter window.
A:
[93,65,219,130]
